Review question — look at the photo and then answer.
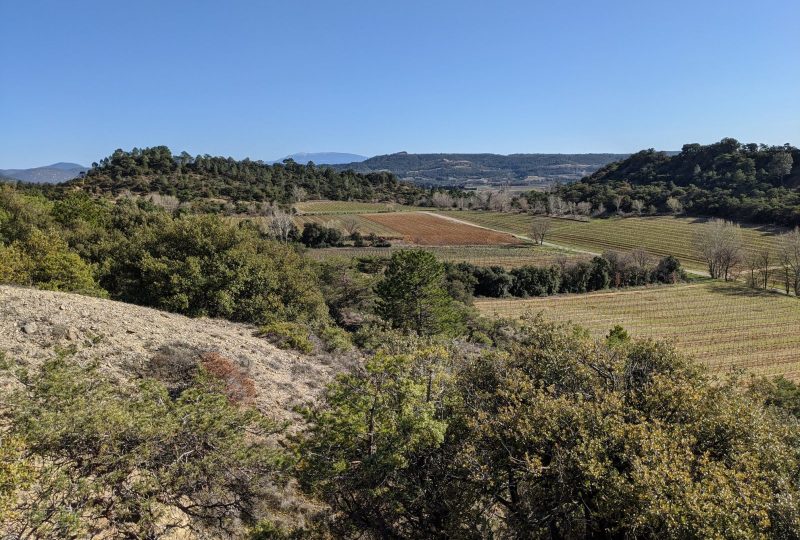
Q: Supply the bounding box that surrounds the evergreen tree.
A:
[376,249,462,336]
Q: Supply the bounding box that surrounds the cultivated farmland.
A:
[443,212,786,272]
[294,200,425,214]
[475,281,800,378]
[306,244,588,268]
[293,214,403,238]
[363,212,520,246]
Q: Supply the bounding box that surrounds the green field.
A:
[475,281,800,378]
[294,201,426,214]
[306,244,588,268]
[443,212,786,273]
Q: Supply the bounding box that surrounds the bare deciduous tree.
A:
[666,197,683,215]
[431,192,454,209]
[343,217,360,237]
[147,193,181,213]
[267,209,296,242]
[745,249,771,290]
[576,201,592,216]
[631,200,645,216]
[489,191,511,212]
[613,195,624,215]
[695,219,743,281]
[779,227,800,295]
[292,185,308,203]
[628,249,654,285]
[593,202,606,216]
[530,218,551,245]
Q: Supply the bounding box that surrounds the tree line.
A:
[441,250,684,300]
[61,146,428,204]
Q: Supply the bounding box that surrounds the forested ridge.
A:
[557,138,800,226]
[62,146,426,204]
[335,151,629,186]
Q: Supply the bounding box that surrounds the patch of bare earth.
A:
[0,285,346,424]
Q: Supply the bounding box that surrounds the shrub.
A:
[319,325,352,352]
[0,229,103,294]
[299,319,800,538]
[200,352,257,406]
[0,357,288,539]
[145,342,201,396]
[300,222,344,248]
[102,214,329,326]
[261,322,314,353]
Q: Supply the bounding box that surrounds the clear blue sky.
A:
[1,0,798,168]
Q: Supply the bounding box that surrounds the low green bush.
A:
[260,322,314,353]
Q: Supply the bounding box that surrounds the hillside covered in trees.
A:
[63,146,426,204]
[334,152,629,187]
[557,138,800,226]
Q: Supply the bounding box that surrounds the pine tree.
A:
[376,249,461,336]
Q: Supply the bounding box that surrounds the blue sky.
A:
[1,0,798,168]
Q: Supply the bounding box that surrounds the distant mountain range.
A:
[0,152,631,187]
[331,152,631,188]
[271,152,368,165]
[0,162,87,183]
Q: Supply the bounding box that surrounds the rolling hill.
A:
[0,162,87,183]
[333,152,630,187]
[273,152,368,165]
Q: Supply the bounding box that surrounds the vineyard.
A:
[444,212,786,272]
[362,212,520,246]
[294,201,425,214]
[475,281,800,378]
[306,244,588,267]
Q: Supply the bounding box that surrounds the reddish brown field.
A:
[362,212,520,246]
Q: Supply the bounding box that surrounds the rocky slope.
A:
[0,285,345,423]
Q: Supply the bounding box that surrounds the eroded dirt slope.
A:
[0,285,343,422]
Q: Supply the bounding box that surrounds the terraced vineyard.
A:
[475,281,800,378]
[294,201,425,214]
[306,244,589,268]
[444,212,786,272]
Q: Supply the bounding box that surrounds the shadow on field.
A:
[679,215,786,237]
[705,282,787,299]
